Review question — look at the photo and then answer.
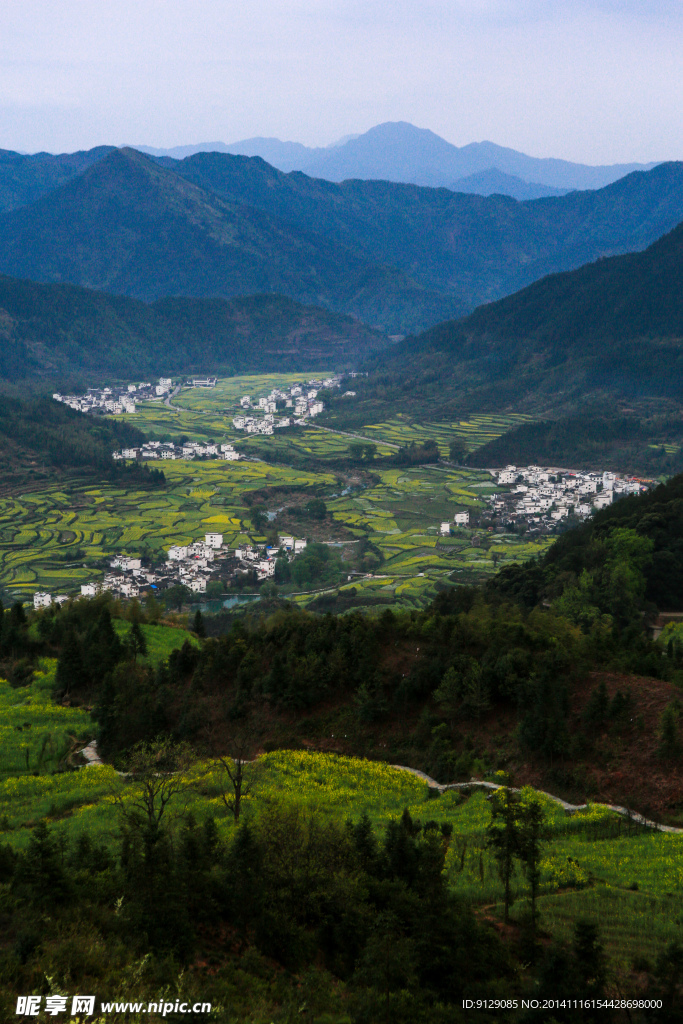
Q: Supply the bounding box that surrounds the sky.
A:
[1,1,682,163]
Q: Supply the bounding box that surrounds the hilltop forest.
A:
[0,396,166,493]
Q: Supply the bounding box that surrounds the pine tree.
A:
[434,665,461,727]
[351,811,378,871]
[573,919,607,997]
[13,821,70,908]
[516,791,549,943]
[486,786,520,924]
[128,621,148,664]
[659,703,680,759]
[55,629,88,697]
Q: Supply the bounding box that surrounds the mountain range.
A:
[1,146,683,335]
[0,274,387,383]
[136,121,656,194]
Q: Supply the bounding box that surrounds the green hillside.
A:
[467,413,683,477]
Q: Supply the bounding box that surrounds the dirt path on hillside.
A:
[78,737,683,834]
[392,765,683,834]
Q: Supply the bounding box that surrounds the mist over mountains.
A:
[137,121,656,194]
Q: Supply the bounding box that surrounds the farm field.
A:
[0,460,336,601]
[326,463,553,605]
[238,425,397,461]
[0,456,550,607]
[2,374,552,607]
[360,413,533,456]
[1,723,681,972]
[130,372,331,445]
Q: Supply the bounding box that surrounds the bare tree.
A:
[117,737,195,831]
[204,722,259,822]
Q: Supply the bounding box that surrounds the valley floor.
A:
[0,375,553,608]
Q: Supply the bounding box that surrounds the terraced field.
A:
[0,460,336,600]
[238,426,396,461]
[325,463,552,605]
[1,721,681,971]
[3,375,549,607]
[360,413,533,456]
[173,374,317,412]
[131,373,328,444]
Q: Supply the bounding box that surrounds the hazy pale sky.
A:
[1,0,681,162]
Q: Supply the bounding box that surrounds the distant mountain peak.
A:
[127,122,657,194]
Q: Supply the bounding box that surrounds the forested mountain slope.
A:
[0,274,388,382]
[0,394,157,492]
[0,148,460,334]
[492,472,683,612]
[1,147,682,334]
[169,154,683,308]
[0,145,115,213]
[368,218,683,412]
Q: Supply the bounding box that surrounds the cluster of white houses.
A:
[233,376,345,434]
[53,378,175,416]
[485,466,647,526]
[440,511,471,535]
[112,440,241,462]
[33,533,309,607]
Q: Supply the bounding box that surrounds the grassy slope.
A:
[1,726,681,970]
[111,619,200,666]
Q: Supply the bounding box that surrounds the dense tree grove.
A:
[0,783,514,1021]
[0,396,145,471]
[0,394,166,489]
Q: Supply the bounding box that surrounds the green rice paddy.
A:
[0,459,336,600]
[360,413,533,455]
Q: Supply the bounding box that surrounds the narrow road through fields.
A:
[163,384,184,411]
